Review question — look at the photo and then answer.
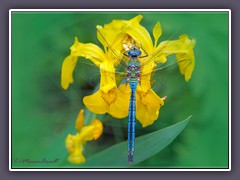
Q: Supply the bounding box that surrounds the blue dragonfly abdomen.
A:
[128,81,138,162]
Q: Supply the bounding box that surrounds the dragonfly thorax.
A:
[127,62,141,83]
[126,46,142,83]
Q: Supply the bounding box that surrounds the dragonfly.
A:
[123,45,147,163]
[95,29,186,163]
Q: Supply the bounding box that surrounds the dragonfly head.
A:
[127,45,142,57]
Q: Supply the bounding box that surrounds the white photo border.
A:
[9,9,231,171]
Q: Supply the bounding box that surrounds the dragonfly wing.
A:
[97,29,128,68]
[77,58,127,88]
[139,57,188,93]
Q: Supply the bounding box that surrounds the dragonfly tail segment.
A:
[128,81,138,163]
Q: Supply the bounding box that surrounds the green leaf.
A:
[81,116,191,167]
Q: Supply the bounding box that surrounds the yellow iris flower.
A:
[118,15,196,127]
[65,109,103,164]
[61,15,195,127]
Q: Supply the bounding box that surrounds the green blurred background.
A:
[11,11,229,168]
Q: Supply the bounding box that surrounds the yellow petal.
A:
[97,19,125,49]
[137,61,156,93]
[67,146,86,164]
[136,89,164,127]
[176,50,195,81]
[129,14,143,24]
[65,133,86,164]
[65,133,82,153]
[153,21,162,47]
[75,109,84,133]
[179,34,196,48]
[176,35,196,81]
[99,60,117,93]
[97,21,126,66]
[83,90,109,114]
[109,84,130,118]
[84,85,130,118]
[71,37,106,67]
[80,119,103,141]
[151,38,188,65]
[153,34,195,60]
[61,38,107,90]
[65,134,76,154]
[61,55,78,90]
[154,40,186,54]
[91,119,103,140]
[151,34,195,81]
[121,15,153,53]
[106,33,126,66]
[83,60,117,114]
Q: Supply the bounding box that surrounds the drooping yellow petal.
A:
[67,146,86,164]
[65,134,77,154]
[61,37,107,90]
[80,119,103,141]
[136,60,157,94]
[83,60,118,114]
[179,34,196,48]
[136,89,164,127]
[149,34,195,81]
[65,133,85,164]
[176,35,196,81]
[84,85,130,119]
[176,50,195,81]
[91,119,103,140]
[109,84,130,118]
[150,41,186,65]
[99,60,117,93]
[70,37,106,67]
[61,55,78,90]
[75,109,84,133]
[153,21,162,48]
[83,90,109,114]
[153,34,195,61]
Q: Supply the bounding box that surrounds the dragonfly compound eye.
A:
[128,50,142,57]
